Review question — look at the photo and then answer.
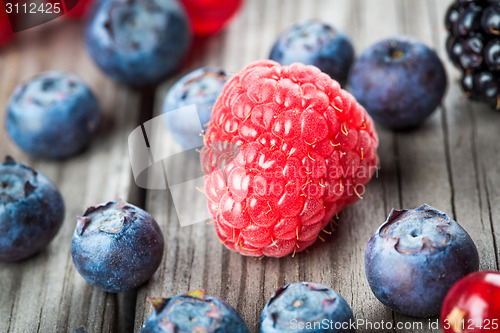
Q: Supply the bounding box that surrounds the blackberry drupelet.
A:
[445,0,500,109]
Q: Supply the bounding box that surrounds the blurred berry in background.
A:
[445,0,500,110]
[0,2,14,47]
[180,0,244,35]
[163,67,228,150]
[6,71,100,159]
[270,20,355,86]
[65,0,94,18]
[85,0,192,86]
[46,0,95,18]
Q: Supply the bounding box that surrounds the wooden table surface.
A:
[0,0,499,332]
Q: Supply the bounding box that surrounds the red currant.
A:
[44,0,94,19]
[441,271,500,333]
[0,5,14,47]
[179,0,243,36]
[64,0,94,18]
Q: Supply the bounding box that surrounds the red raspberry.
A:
[201,60,378,257]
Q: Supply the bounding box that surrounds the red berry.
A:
[64,0,94,18]
[44,0,94,19]
[201,60,379,257]
[179,0,243,36]
[0,6,13,47]
[441,271,500,333]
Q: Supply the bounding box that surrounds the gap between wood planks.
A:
[117,86,157,333]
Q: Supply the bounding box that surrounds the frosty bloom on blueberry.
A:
[270,20,355,86]
[85,0,191,86]
[349,36,447,130]
[141,289,249,333]
[163,67,228,150]
[0,156,65,261]
[365,204,479,317]
[6,71,100,159]
[71,200,164,293]
[260,282,354,333]
[201,60,379,258]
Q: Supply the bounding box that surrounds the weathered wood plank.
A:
[350,0,402,331]
[0,1,486,333]
[390,0,453,331]
[134,1,400,333]
[433,0,500,273]
[0,20,142,333]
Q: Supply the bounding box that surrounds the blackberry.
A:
[445,0,500,109]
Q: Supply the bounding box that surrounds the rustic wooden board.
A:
[0,20,143,333]
[134,0,500,333]
[0,0,499,332]
[433,0,500,272]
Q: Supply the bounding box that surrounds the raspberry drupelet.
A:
[201,60,378,257]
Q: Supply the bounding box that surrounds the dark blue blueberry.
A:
[71,200,164,293]
[163,67,228,150]
[269,20,355,86]
[365,204,479,317]
[0,156,65,261]
[85,0,191,86]
[349,36,447,130]
[141,290,249,333]
[260,282,354,333]
[6,71,100,159]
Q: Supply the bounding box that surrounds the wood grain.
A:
[133,1,500,333]
[0,1,499,332]
[0,20,143,333]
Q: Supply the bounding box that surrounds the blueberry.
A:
[6,71,99,159]
[269,20,355,86]
[260,282,354,333]
[365,204,479,317]
[0,156,65,261]
[349,36,447,130]
[71,200,164,293]
[85,0,191,86]
[163,67,228,150]
[141,290,249,333]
